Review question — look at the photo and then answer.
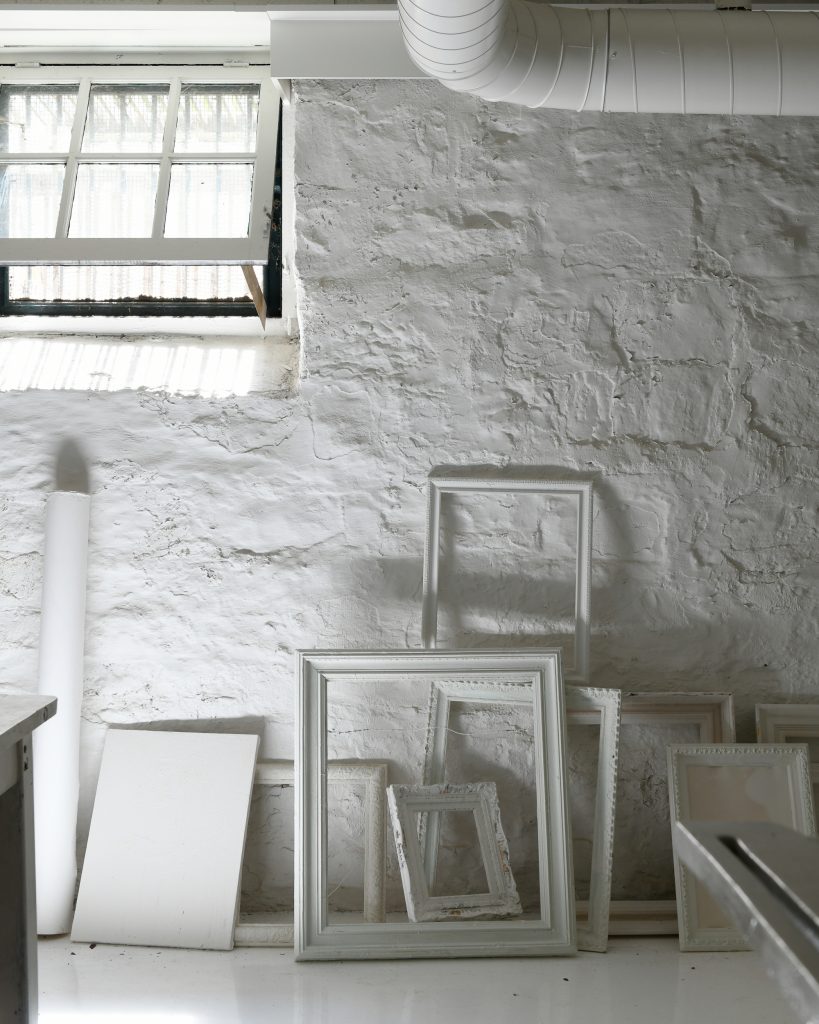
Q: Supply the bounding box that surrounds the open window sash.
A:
[0,68,278,266]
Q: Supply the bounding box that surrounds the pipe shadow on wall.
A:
[55,438,91,494]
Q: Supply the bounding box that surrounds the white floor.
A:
[39,936,799,1024]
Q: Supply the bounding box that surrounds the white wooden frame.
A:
[610,691,736,936]
[422,680,620,952]
[296,649,575,960]
[235,758,387,948]
[421,475,593,682]
[668,743,816,952]
[756,704,819,794]
[387,782,522,923]
[0,65,278,264]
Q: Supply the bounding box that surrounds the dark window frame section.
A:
[0,100,283,320]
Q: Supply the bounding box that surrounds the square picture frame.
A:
[421,474,593,681]
[296,649,575,960]
[668,743,816,952]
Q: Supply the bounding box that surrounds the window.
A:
[0,68,281,318]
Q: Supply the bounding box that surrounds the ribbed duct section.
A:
[397,0,819,114]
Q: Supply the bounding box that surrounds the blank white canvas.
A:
[72,729,259,950]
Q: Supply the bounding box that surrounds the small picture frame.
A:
[387,782,521,922]
[296,649,576,960]
[668,743,816,952]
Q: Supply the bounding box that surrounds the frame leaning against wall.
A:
[422,680,621,952]
[235,759,387,948]
[296,649,576,960]
[609,691,736,936]
[756,704,819,798]
[421,474,593,682]
[668,743,816,952]
[387,781,522,923]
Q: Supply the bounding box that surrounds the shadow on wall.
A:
[359,465,778,700]
[55,438,91,494]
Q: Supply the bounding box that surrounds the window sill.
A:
[0,314,295,339]
[0,315,298,397]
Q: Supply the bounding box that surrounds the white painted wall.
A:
[2,80,818,906]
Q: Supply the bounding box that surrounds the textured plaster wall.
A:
[1,80,818,906]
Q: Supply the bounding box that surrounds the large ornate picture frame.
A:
[422,679,620,952]
[296,649,575,960]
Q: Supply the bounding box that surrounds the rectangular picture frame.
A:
[756,704,819,803]
[387,781,522,922]
[609,691,735,936]
[422,679,620,952]
[421,474,593,681]
[296,649,576,960]
[235,759,387,948]
[668,743,816,952]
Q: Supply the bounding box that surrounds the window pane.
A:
[82,86,168,153]
[175,85,259,153]
[0,164,64,237]
[165,163,252,238]
[0,86,77,153]
[8,265,252,302]
[69,163,158,237]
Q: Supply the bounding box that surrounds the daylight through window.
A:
[0,71,281,315]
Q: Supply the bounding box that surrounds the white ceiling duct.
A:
[397,1,819,114]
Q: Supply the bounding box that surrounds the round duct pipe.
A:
[397,1,819,115]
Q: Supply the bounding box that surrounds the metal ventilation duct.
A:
[397,1,819,114]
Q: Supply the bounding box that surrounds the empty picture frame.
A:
[609,691,736,936]
[387,782,522,922]
[296,649,575,960]
[71,729,258,950]
[756,704,819,807]
[235,759,387,948]
[422,679,620,952]
[668,743,817,952]
[421,474,593,681]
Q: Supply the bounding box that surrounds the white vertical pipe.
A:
[33,490,90,935]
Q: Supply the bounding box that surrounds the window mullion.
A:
[55,78,90,240]
[151,77,181,241]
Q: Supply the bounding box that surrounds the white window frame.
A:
[0,64,279,265]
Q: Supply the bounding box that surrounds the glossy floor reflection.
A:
[39,935,799,1024]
